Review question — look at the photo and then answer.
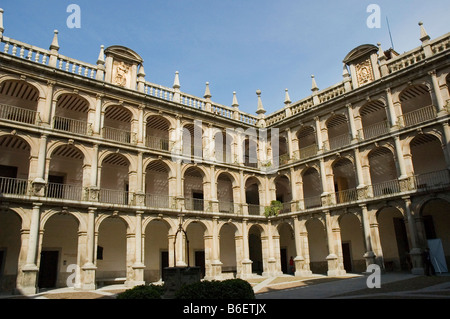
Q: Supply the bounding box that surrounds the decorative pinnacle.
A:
[138,64,146,77]
[377,42,386,60]
[311,75,319,92]
[284,89,291,105]
[419,21,430,42]
[97,45,105,65]
[232,91,239,107]
[256,89,266,115]
[173,71,180,89]
[204,82,211,99]
[342,63,350,77]
[50,30,59,51]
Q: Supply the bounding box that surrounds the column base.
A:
[238,259,253,279]
[326,254,346,277]
[17,265,40,295]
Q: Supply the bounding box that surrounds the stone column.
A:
[314,116,324,151]
[293,216,312,276]
[286,128,294,159]
[134,152,145,206]
[403,196,424,275]
[32,135,48,195]
[369,218,385,271]
[430,70,445,113]
[263,220,279,277]
[324,211,346,276]
[239,219,253,279]
[354,148,366,188]
[137,105,145,145]
[93,94,103,135]
[360,204,376,268]
[80,208,97,290]
[210,216,223,279]
[19,203,42,295]
[290,167,300,212]
[347,103,358,141]
[88,144,100,202]
[239,170,248,215]
[130,211,145,286]
[43,81,55,126]
[210,165,219,212]
[394,136,408,180]
[385,88,398,129]
[175,160,184,210]
[319,158,330,206]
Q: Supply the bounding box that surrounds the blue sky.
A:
[1,0,449,115]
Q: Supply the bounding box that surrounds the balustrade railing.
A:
[185,197,208,212]
[335,188,358,204]
[0,103,39,125]
[56,55,97,79]
[146,135,171,152]
[399,105,436,127]
[369,179,401,198]
[413,170,450,190]
[99,188,130,205]
[303,195,322,209]
[0,177,28,195]
[360,120,390,140]
[102,126,132,144]
[218,201,235,214]
[1,37,50,66]
[53,116,88,135]
[281,202,291,214]
[144,83,174,102]
[295,144,318,161]
[247,204,262,216]
[327,133,351,151]
[145,194,174,209]
[45,183,83,201]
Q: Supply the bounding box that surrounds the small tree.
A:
[264,200,283,218]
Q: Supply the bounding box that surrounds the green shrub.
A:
[116,284,165,299]
[175,279,255,300]
[264,200,283,217]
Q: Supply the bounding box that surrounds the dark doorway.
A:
[280,248,288,274]
[423,215,436,239]
[0,165,17,178]
[393,218,410,271]
[38,251,59,288]
[48,175,64,199]
[193,192,204,211]
[342,242,353,272]
[161,251,169,281]
[195,251,205,279]
[249,234,263,275]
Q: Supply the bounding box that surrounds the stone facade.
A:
[0,9,449,295]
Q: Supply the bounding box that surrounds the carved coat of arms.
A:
[356,59,374,86]
[113,61,130,87]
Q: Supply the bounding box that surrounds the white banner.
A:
[428,239,448,273]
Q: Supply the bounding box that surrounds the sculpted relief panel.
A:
[356,59,374,86]
[113,61,131,87]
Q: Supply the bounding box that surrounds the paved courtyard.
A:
[1,273,449,299]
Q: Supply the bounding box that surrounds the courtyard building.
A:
[0,9,449,295]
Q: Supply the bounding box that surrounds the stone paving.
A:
[1,273,449,299]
